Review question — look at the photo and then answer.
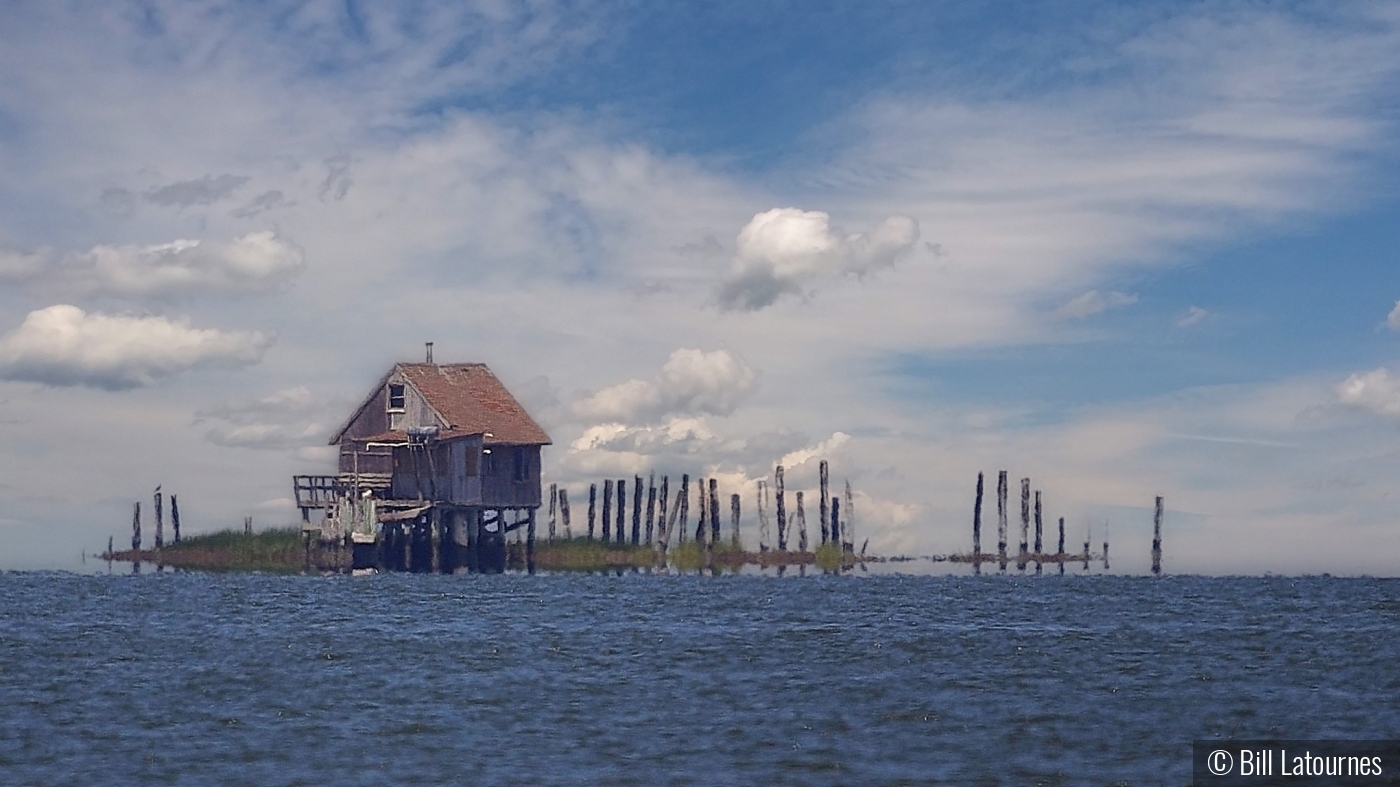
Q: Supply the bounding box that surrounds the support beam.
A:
[818,460,830,546]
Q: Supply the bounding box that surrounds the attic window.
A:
[387,383,406,412]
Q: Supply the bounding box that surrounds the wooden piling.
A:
[656,475,669,551]
[548,484,558,541]
[996,470,1008,564]
[645,474,656,546]
[843,481,855,554]
[973,472,984,556]
[601,479,612,542]
[559,489,572,539]
[1152,496,1163,576]
[819,460,830,546]
[830,496,841,552]
[131,502,141,551]
[526,507,536,569]
[431,509,442,573]
[695,477,707,545]
[588,483,597,541]
[756,480,770,551]
[1102,523,1110,571]
[730,493,741,548]
[1019,478,1030,560]
[1033,491,1042,555]
[1058,516,1066,576]
[677,474,690,544]
[615,478,627,545]
[170,494,180,543]
[154,487,164,550]
[775,466,787,551]
[632,474,643,546]
[795,491,808,552]
[708,478,720,546]
[245,515,252,536]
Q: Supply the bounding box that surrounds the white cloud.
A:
[65,231,305,296]
[0,248,48,280]
[0,232,306,296]
[1336,368,1400,418]
[1386,300,1400,331]
[1053,290,1139,320]
[196,386,335,451]
[572,348,757,422]
[718,208,919,311]
[0,305,273,390]
[1177,306,1209,327]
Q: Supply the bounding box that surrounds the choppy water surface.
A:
[2,572,1398,785]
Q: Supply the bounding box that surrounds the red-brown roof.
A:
[397,363,551,445]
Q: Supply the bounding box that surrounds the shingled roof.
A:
[332,363,551,446]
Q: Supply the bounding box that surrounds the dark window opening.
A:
[512,448,527,482]
[484,449,498,475]
[387,383,406,411]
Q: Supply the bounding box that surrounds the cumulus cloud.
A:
[572,348,757,422]
[0,305,273,390]
[1177,306,1209,327]
[717,208,919,311]
[145,174,250,207]
[1336,368,1400,418]
[1053,290,1139,320]
[4,232,306,296]
[196,386,334,450]
[1386,301,1400,331]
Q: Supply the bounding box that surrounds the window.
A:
[387,383,406,412]
[483,448,498,475]
[512,448,528,482]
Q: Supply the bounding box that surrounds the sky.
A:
[2,0,1399,574]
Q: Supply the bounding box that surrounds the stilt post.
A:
[795,491,808,552]
[775,466,787,551]
[548,484,557,541]
[708,478,720,546]
[559,489,572,539]
[730,493,741,549]
[587,483,597,540]
[645,474,656,545]
[819,460,830,545]
[131,502,141,551]
[632,475,643,546]
[1152,496,1163,576]
[973,472,984,556]
[170,494,181,543]
[601,479,613,542]
[997,471,1008,563]
[154,486,164,550]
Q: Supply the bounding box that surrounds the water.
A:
[2,572,1397,785]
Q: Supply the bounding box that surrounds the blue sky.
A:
[1,0,1399,572]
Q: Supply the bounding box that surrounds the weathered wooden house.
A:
[294,356,551,572]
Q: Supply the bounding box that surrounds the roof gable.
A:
[330,363,551,445]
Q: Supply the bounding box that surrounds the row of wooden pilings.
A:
[525,459,861,557]
[967,471,1164,575]
[116,486,183,572]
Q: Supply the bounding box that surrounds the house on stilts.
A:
[293,348,551,572]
